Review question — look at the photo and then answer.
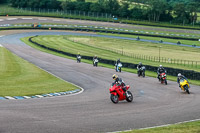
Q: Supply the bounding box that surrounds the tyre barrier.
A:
[29,36,200,80]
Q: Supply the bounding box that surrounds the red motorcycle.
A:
[159,72,167,85]
[109,83,133,104]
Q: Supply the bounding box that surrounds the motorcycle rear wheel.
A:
[185,85,190,94]
[110,94,119,104]
[126,91,133,102]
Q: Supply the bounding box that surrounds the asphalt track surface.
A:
[0,18,200,133]
[1,16,200,34]
[1,16,200,48]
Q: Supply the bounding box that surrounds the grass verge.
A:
[0,47,79,97]
[122,120,200,133]
[29,35,200,71]
[21,36,200,86]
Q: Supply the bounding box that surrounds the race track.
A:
[0,18,200,133]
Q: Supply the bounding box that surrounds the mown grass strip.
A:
[0,47,79,97]
[21,36,200,86]
[30,35,200,70]
[121,120,200,133]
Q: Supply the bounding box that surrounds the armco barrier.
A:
[29,36,200,80]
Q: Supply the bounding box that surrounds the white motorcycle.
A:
[137,66,145,77]
[93,59,98,67]
[115,63,122,72]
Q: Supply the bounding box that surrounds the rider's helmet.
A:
[178,73,181,77]
[112,74,118,80]
[159,65,163,68]
[139,62,142,65]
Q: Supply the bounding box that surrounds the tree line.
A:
[8,0,200,24]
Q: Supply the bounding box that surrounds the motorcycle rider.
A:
[112,74,126,92]
[93,55,98,66]
[115,58,121,71]
[76,53,81,63]
[157,65,166,80]
[93,55,98,61]
[137,62,143,70]
[116,58,120,64]
[177,73,188,87]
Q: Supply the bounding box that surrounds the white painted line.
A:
[54,93,61,96]
[22,18,33,20]
[38,19,47,21]
[35,95,44,98]
[23,96,31,99]
[0,19,4,21]
[47,94,53,97]
[5,96,15,100]
[53,20,60,21]
[7,18,17,20]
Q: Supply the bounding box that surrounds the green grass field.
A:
[21,35,200,86]
[29,35,200,70]
[122,120,200,133]
[0,47,79,96]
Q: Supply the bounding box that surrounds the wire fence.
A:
[0,7,113,19]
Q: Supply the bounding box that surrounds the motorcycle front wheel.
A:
[126,91,133,102]
[110,94,119,104]
[142,72,145,77]
[164,79,167,85]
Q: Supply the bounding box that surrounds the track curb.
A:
[0,89,82,100]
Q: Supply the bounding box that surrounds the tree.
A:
[77,0,85,2]
[61,0,76,11]
[90,2,103,12]
[103,0,120,16]
[186,1,199,23]
[146,0,169,22]
[130,7,145,20]
[173,2,190,24]
[118,2,130,18]
[75,2,91,11]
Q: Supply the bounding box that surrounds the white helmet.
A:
[178,73,181,77]
[159,65,163,67]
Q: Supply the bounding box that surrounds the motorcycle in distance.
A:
[179,79,190,94]
[159,72,167,85]
[109,83,133,104]
[137,66,145,77]
[115,63,122,72]
[77,55,81,63]
[93,59,98,67]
